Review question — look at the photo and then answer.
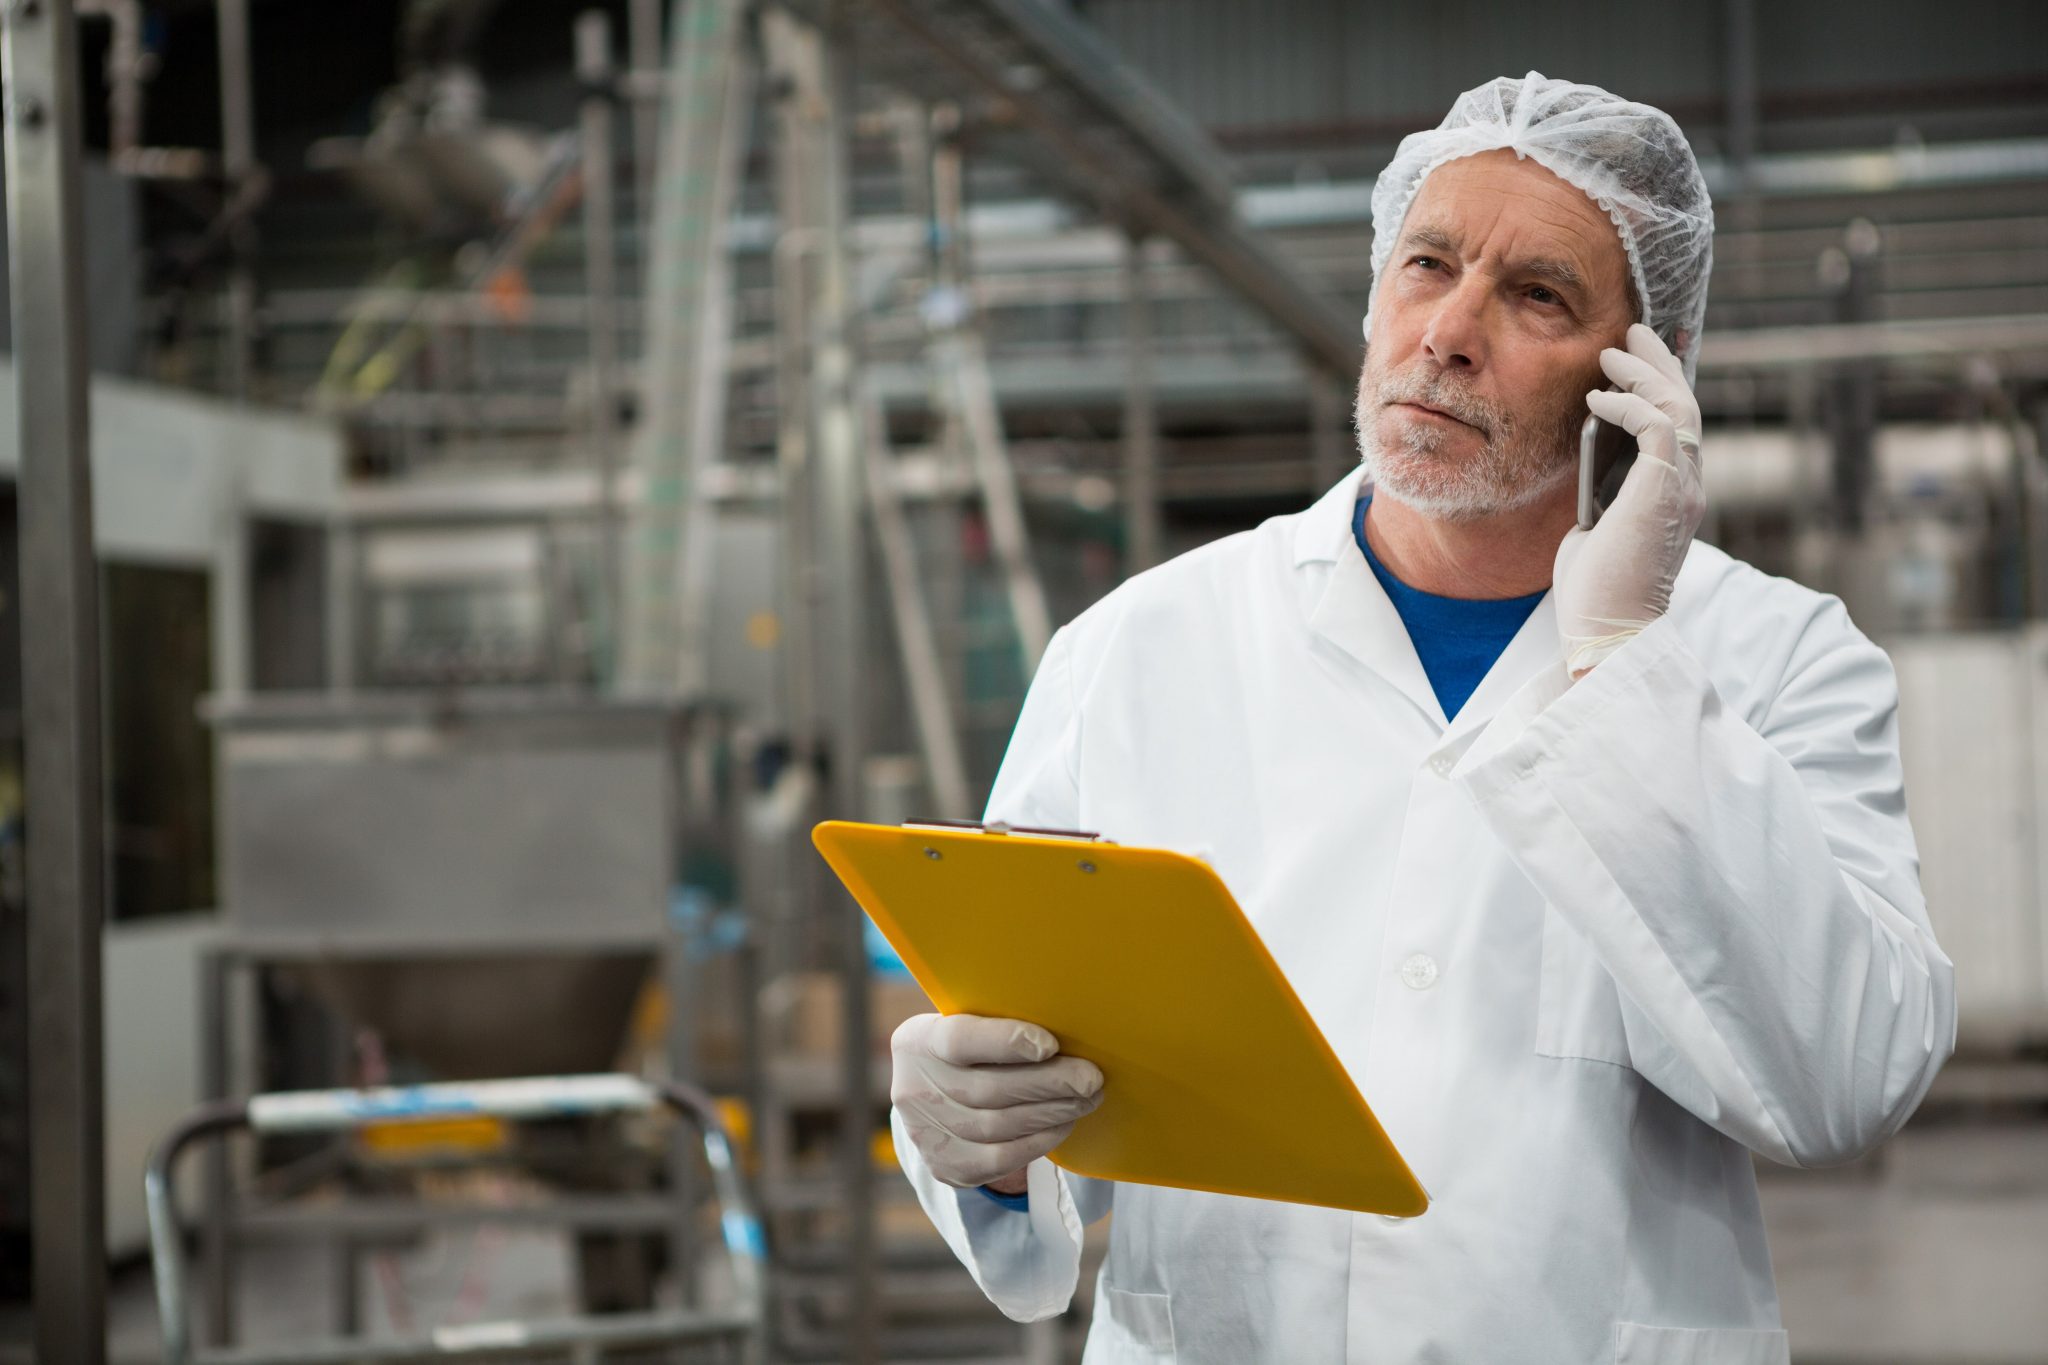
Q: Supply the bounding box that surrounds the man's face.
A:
[1357,149,1637,521]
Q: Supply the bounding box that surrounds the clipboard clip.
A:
[900,817,1114,845]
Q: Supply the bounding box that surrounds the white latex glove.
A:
[1553,323,1707,677]
[890,1012,1105,1190]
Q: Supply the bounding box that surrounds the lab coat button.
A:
[1399,953,1439,990]
[1428,754,1454,777]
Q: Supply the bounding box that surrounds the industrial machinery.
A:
[0,0,2032,1357]
[146,1073,767,1365]
[197,690,747,1343]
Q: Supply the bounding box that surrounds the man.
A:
[888,73,1955,1363]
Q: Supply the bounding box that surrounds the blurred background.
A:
[1,0,2046,1360]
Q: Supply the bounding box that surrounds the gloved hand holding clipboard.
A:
[813,818,1429,1217]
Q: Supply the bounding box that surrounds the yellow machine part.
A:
[357,1115,510,1158]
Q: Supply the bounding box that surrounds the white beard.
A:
[1353,363,1579,523]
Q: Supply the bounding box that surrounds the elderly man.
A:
[887,74,1955,1362]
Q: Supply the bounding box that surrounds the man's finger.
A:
[923,1013,1060,1066]
[970,1123,1080,1183]
[1584,389,1679,472]
[1597,349,1694,430]
[940,1055,1105,1109]
[941,1092,1104,1144]
[1626,322,1687,385]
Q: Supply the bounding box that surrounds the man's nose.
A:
[1419,277,1489,371]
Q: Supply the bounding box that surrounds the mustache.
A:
[1373,370,1509,438]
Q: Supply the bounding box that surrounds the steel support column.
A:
[1309,370,1350,497]
[4,1,108,1358]
[627,0,663,234]
[1121,234,1161,574]
[810,7,878,1357]
[212,468,249,699]
[214,0,257,400]
[579,9,626,683]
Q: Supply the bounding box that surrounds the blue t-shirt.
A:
[1352,495,1547,720]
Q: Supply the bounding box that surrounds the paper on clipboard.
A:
[812,819,1428,1217]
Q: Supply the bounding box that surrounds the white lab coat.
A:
[893,468,1955,1364]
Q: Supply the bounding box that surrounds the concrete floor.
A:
[3,1119,2044,1363]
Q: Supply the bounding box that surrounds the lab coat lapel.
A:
[1441,590,1567,744]
[1296,472,1446,728]
[1292,468,1570,742]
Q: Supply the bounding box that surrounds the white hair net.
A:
[1363,72,1715,383]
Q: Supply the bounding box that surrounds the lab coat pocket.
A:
[1535,903,1634,1068]
[1084,1287,1176,1363]
[1613,1321,1790,1364]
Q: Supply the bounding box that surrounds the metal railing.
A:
[146,1074,766,1365]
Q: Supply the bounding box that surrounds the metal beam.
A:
[859,395,972,818]
[626,0,662,234]
[579,8,625,684]
[1309,369,1349,496]
[214,0,256,400]
[622,0,752,692]
[1698,313,2048,370]
[1122,234,1160,573]
[1723,0,1759,189]
[799,8,879,1358]
[851,0,1361,381]
[4,1,109,1360]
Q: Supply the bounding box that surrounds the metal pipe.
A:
[628,0,662,238]
[147,1101,249,1365]
[954,339,1054,667]
[859,393,973,817]
[212,468,249,699]
[926,121,1053,668]
[579,9,625,686]
[215,0,257,400]
[661,931,702,1306]
[325,519,358,690]
[78,0,146,162]
[1121,234,1161,574]
[769,229,820,748]
[810,7,878,1356]
[1309,369,1350,496]
[1717,0,1765,324]
[623,0,750,692]
[4,4,109,1359]
[199,947,238,1346]
[1724,0,1759,189]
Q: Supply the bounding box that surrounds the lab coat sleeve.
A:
[1454,608,1955,1167]
[892,1107,1113,1322]
[889,625,1117,1319]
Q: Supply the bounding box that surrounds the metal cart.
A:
[146,1074,767,1365]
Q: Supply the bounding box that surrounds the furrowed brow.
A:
[1515,256,1589,299]
[1397,226,1598,304]
[1400,225,1459,256]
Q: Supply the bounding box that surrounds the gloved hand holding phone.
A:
[1554,323,1706,678]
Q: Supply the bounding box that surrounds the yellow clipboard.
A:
[812,819,1428,1217]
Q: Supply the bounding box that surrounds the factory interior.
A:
[2,0,2047,1361]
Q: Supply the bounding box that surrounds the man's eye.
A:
[1528,286,1564,306]
[1410,256,1443,271]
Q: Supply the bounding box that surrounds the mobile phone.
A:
[1576,401,1636,530]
